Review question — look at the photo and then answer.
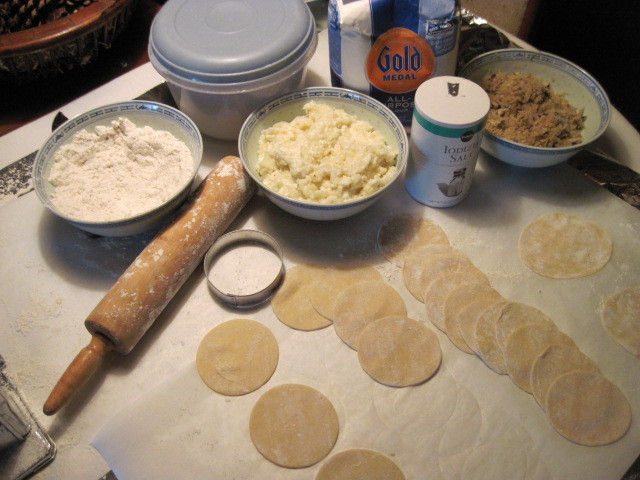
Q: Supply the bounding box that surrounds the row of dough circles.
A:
[192,210,635,476]
[397,213,631,447]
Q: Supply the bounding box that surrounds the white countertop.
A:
[1,29,640,480]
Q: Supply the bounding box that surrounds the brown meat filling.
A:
[481,72,585,148]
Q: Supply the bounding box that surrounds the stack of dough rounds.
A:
[271,264,333,331]
[195,319,279,396]
[457,298,505,354]
[308,263,383,320]
[494,302,556,353]
[357,316,441,387]
[403,244,481,302]
[315,449,406,480]
[474,301,510,374]
[382,211,631,446]
[518,212,612,278]
[377,213,449,267]
[443,283,503,354]
[600,286,640,357]
[424,269,489,332]
[333,281,407,349]
[249,384,339,468]
[530,343,600,410]
[502,323,575,393]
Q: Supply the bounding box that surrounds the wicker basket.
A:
[0,0,137,82]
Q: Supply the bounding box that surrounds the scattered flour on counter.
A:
[11,291,63,336]
[48,117,193,222]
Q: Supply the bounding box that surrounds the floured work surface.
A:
[88,151,640,480]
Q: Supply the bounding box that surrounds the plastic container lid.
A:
[414,76,490,129]
[149,0,317,92]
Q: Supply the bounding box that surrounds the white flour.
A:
[48,117,193,222]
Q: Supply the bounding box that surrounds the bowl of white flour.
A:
[239,87,408,221]
[33,101,203,236]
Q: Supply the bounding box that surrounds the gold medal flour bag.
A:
[329,0,461,127]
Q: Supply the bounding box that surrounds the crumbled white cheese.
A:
[256,102,398,204]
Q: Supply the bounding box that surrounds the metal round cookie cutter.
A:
[203,229,285,308]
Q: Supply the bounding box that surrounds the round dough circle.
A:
[333,281,407,350]
[458,298,504,354]
[424,268,489,332]
[249,384,339,468]
[196,319,278,396]
[444,283,502,354]
[475,301,509,374]
[546,371,631,446]
[309,263,383,320]
[357,316,441,387]
[519,212,612,279]
[495,302,556,353]
[377,213,449,267]
[601,286,640,357]
[402,244,476,302]
[315,448,406,480]
[271,264,332,331]
[503,323,575,393]
[530,343,599,410]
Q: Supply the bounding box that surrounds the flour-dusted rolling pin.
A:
[43,156,256,415]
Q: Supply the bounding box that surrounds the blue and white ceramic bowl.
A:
[238,87,409,221]
[460,49,611,168]
[33,101,203,236]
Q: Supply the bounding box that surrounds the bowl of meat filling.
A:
[460,49,611,168]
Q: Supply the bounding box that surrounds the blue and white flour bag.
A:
[329,0,461,127]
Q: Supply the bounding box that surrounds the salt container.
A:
[405,76,490,207]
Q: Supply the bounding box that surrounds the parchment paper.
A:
[92,155,640,480]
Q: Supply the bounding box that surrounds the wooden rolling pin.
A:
[43,156,256,415]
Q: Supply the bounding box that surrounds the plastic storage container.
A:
[149,0,318,140]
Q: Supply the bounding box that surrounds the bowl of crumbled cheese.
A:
[238,87,408,221]
[33,101,203,236]
[460,49,611,168]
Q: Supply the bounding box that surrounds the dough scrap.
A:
[503,323,575,393]
[357,316,441,387]
[495,302,556,353]
[601,286,640,357]
[272,264,332,331]
[377,213,449,267]
[333,280,407,350]
[402,244,477,302]
[444,283,503,354]
[519,212,612,279]
[249,383,339,468]
[309,263,383,320]
[546,371,631,446]
[424,269,490,332]
[315,449,406,480]
[196,319,278,396]
[530,343,599,410]
[475,301,509,374]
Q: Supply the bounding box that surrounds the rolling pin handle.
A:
[43,334,113,416]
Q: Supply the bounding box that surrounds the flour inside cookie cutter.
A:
[203,230,285,308]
